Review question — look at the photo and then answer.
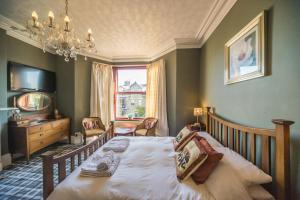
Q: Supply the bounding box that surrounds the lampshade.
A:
[193,107,203,116]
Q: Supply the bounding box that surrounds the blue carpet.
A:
[0,143,82,200]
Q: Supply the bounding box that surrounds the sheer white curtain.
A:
[90,62,114,127]
[146,59,169,136]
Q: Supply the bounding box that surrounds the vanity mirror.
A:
[17,92,51,111]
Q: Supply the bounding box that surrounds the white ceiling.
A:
[0,0,236,62]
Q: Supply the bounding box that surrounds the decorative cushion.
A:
[83,120,101,130]
[215,147,272,186]
[192,136,223,184]
[85,129,105,136]
[247,185,275,200]
[176,138,208,180]
[135,129,147,136]
[174,127,197,151]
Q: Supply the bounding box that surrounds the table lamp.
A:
[193,107,203,125]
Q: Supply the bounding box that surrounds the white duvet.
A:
[48,136,214,200]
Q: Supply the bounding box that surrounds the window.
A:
[113,66,147,120]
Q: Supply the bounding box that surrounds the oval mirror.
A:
[17,92,52,111]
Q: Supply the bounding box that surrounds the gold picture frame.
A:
[224,11,266,84]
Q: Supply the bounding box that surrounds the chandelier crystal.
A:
[26,0,97,62]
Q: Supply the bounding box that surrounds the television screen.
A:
[8,62,56,92]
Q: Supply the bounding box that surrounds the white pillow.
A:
[204,161,252,200]
[247,185,275,200]
[215,147,272,186]
[198,131,223,147]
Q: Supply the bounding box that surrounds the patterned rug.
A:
[0,143,83,200]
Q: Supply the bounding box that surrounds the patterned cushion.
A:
[83,120,101,130]
[135,129,148,136]
[144,119,157,129]
[85,129,105,136]
[176,138,208,180]
[174,127,197,151]
[192,136,223,184]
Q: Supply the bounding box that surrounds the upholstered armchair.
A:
[134,117,158,136]
[82,117,106,144]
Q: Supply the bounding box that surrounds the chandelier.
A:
[26,0,97,62]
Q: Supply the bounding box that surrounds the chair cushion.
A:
[85,129,105,136]
[83,120,102,130]
[144,119,157,129]
[135,129,148,136]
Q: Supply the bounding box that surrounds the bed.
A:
[42,107,294,200]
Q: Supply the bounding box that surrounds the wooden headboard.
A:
[205,107,293,200]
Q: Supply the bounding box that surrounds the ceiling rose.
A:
[26,0,97,62]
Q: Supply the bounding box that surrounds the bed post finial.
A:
[272,119,294,200]
[205,107,211,133]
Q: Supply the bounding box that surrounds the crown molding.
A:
[0,0,236,63]
[196,0,237,47]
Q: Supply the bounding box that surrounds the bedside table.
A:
[187,123,206,132]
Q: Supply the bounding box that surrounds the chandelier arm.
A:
[65,0,68,16]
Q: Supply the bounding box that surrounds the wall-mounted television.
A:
[8,61,56,93]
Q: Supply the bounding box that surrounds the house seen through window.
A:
[113,67,147,120]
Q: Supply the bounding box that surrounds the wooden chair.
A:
[134,117,158,136]
[82,117,106,144]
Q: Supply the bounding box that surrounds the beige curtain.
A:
[146,59,169,136]
[90,62,114,128]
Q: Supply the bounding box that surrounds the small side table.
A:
[114,127,135,136]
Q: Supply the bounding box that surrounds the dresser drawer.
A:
[28,125,44,134]
[29,138,46,153]
[29,132,46,142]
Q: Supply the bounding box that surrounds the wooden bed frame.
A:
[42,108,294,200]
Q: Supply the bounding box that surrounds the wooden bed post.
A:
[272,119,294,200]
[205,107,211,133]
[41,151,55,200]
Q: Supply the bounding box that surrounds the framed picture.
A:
[224,11,266,84]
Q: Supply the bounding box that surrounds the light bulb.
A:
[32,11,38,20]
[48,11,54,19]
[64,15,70,23]
[88,28,92,34]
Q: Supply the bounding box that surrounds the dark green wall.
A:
[0,30,57,155]
[72,56,111,132]
[198,0,300,198]
[176,49,200,132]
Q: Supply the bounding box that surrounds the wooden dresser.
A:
[9,118,70,161]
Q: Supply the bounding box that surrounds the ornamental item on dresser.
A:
[26,0,97,62]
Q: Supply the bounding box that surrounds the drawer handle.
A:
[40,134,43,137]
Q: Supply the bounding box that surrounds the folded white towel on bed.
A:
[90,151,114,171]
[80,156,120,177]
[103,138,130,152]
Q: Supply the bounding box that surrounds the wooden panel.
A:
[235,130,240,153]
[262,135,270,174]
[58,160,66,182]
[223,125,228,147]
[242,132,247,158]
[216,121,219,141]
[229,127,234,149]
[70,156,75,172]
[250,133,256,164]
